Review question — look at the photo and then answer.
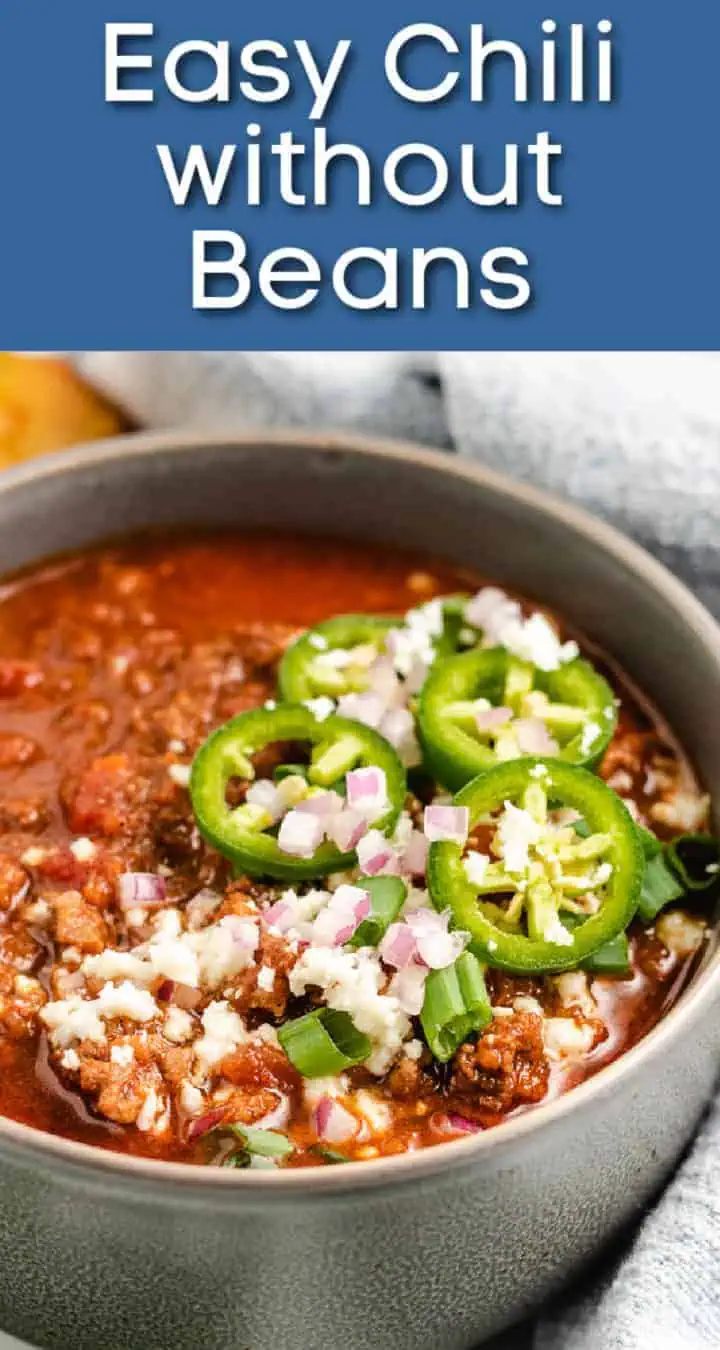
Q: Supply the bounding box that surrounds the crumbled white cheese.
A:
[656,909,706,959]
[84,950,152,985]
[464,851,490,886]
[513,995,545,1017]
[24,898,51,925]
[404,1038,423,1061]
[465,589,577,671]
[96,981,158,1024]
[69,837,97,863]
[41,997,106,1047]
[303,696,335,722]
[354,1089,392,1135]
[303,1075,350,1105]
[110,1043,136,1067]
[189,915,259,988]
[553,971,596,1018]
[168,763,191,788]
[180,1081,205,1114]
[544,1017,596,1059]
[579,721,602,756]
[153,908,183,938]
[149,935,200,987]
[126,907,147,929]
[194,1000,247,1072]
[542,913,574,946]
[60,1048,81,1071]
[163,1006,194,1044]
[650,791,710,834]
[136,1087,162,1132]
[20,846,48,867]
[496,801,542,874]
[290,945,410,1075]
[256,965,275,992]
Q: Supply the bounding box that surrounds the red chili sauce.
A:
[0,533,709,1167]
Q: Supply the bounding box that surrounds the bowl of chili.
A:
[0,430,717,1350]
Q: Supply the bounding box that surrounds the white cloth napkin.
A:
[68,350,720,1350]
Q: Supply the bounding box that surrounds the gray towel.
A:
[67,351,720,1350]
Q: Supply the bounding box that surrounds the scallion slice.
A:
[636,852,685,923]
[420,951,492,1062]
[278,1007,371,1076]
[229,1125,294,1158]
[347,876,407,948]
[563,914,631,974]
[664,834,720,892]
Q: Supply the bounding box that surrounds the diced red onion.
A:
[118,873,167,909]
[185,887,222,929]
[336,692,385,728]
[277,809,324,858]
[356,828,395,876]
[187,1108,225,1141]
[366,654,403,705]
[464,587,520,637]
[423,804,470,847]
[312,1096,359,1144]
[514,717,560,755]
[346,766,389,823]
[380,922,418,969]
[255,1094,291,1131]
[295,790,343,818]
[246,779,285,823]
[389,964,428,1015]
[262,899,296,933]
[475,705,512,733]
[406,908,467,970]
[430,1111,481,1136]
[446,1114,482,1134]
[313,885,370,947]
[402,830,428,877]
[156,979,175,1003]
[326,807,367,853]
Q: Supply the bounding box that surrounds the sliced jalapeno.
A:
[418,646,617,791]
[427,757,643,974]
[190,705,406,881]
[279,598,475,706]
[279,616,397,702]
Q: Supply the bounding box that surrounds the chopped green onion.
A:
[636,852,685,924]
[664,834,720,892]
[229,1125,294,1159]
[221,1152,249,1169]
[347,876,407,948]
[563,914,631,975]
[278,1008,371,1076]
[420,952,492,1062]
[311,1145,351,1165]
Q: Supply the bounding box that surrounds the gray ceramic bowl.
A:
[0,431,719,1350]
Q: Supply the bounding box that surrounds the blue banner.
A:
[1,0,717,348]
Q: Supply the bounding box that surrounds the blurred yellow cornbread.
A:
[0,355,124,467]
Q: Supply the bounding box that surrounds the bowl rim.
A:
[0,425,719,1197]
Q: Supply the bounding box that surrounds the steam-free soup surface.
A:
[0,534,707,1166]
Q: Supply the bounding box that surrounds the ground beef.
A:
[79,1049,164,1126]
[0,963,46,1039]
[449,1012,550,1120]
[0,854,29,911]
[52,890,109,954]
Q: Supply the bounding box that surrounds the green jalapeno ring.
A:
[190,705,406,881]
[278,616,398,703]
[418,646,617,792]
[427,757,643,975]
